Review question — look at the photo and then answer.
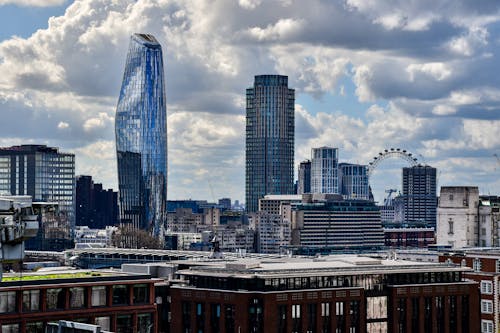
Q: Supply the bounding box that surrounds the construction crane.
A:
[0,196,38,281]
[495,154,500,170]
[384,189,398,206]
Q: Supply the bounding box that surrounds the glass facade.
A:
[0,145,75,243]
[245,75,295,213]
[115,34,167,237]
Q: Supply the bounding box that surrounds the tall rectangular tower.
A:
[115,34,167,238]
[245,75,295,213]
[297,160,311,194]
[339,163,369,200]
[311,147,339,194]
[402,165,437,228]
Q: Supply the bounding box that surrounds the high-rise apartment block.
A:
[402,165,437,228]
[339,163,369,200]
[115,34,167,237]
[245,75,295,213]
[75,175,118,229]
[0,144,75,231]
[297,160,311,194]
[311,147,339,194]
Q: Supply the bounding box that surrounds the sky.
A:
[0,0,499,204]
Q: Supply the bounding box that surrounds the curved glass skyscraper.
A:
[115,34,167,238]
[245,75,295,212]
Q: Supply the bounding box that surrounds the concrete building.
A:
[245,75,295,213]
[402,165,437,228]
[170,254,479,333]
[478,196,500,247]
[297,160,311,194]
[291,194,384,253]
[311,147,339,194]
[436,186,480,248]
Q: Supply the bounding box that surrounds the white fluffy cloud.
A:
[0,0,499,201]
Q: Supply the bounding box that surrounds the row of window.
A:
[0,284,149,313]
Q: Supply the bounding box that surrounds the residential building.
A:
[171,254,479,333]
[76,175,118,229]
[0,145,75,249]
[245,75,295,213]
[291,194,384,253]
[402,165,437,228]
[436,186,480,248]
[339,163,369,200]
[311,147,339,194]
[115,33,167,237]
[297,160,311,194]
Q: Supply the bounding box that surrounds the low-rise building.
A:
[170,255,479,333]
[0,269,159,332]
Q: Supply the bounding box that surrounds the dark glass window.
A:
[112,285,129,305]
[116,314,133,333]
[424,297,432,332]
[307,303,317,332]
[449,296,457,332]
[436,296,445,333]
[411,298,419,332]
[182,302,191,333]
[249,298,263,332]
[137,313,152,333]
[210,304,220,333]
[133,284,149,304]
[321,302,331,333]
[224,304,235,333]
[278,305,287,333]
[350,301,360,332]
[462,296,469,332]
[196,303,205,333]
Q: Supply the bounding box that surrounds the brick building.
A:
[0,269,159,332]
[440,249,500,333]
[170,255,479,333]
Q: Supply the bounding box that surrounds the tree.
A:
[111,226,163,249]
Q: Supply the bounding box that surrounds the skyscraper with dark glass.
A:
[402,165,437,228]
[245,75,295,213]
[115,34,167,238]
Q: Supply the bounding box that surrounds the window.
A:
[481,281,493,294]
[473,258,482,272]
[321,302,330,317]
[449,194,453,201]
[91,286,107,307]
[70,287,86,308]
[22,290,40,312]
[481,300,493,314]
[0,291,17,313]
[46,288,65,310]
[112,285,129,305]
[133,284,149,304]
[482,320,493,333]
[116,315,132,333]
[25,322,43,333]
[496,260,500,273]
[1,323,19,333]
[448,220,454,235]
[292,304,301,318]
[95,317,110,331]
[137,313,152,333]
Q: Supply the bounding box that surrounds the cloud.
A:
[0,0,498,201]
[0,0,65,7]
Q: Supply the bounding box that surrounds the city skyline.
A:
[0,0,499,203]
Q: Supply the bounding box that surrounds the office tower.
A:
[339,163,369,200]
[245,75,295,213]
[310,147,339,194]
[218,198,231,211]
[297,160,311,194]
[402,165,437,228]
[115,34,167,237]
[76,175,118,229]
[0,144,75,231]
